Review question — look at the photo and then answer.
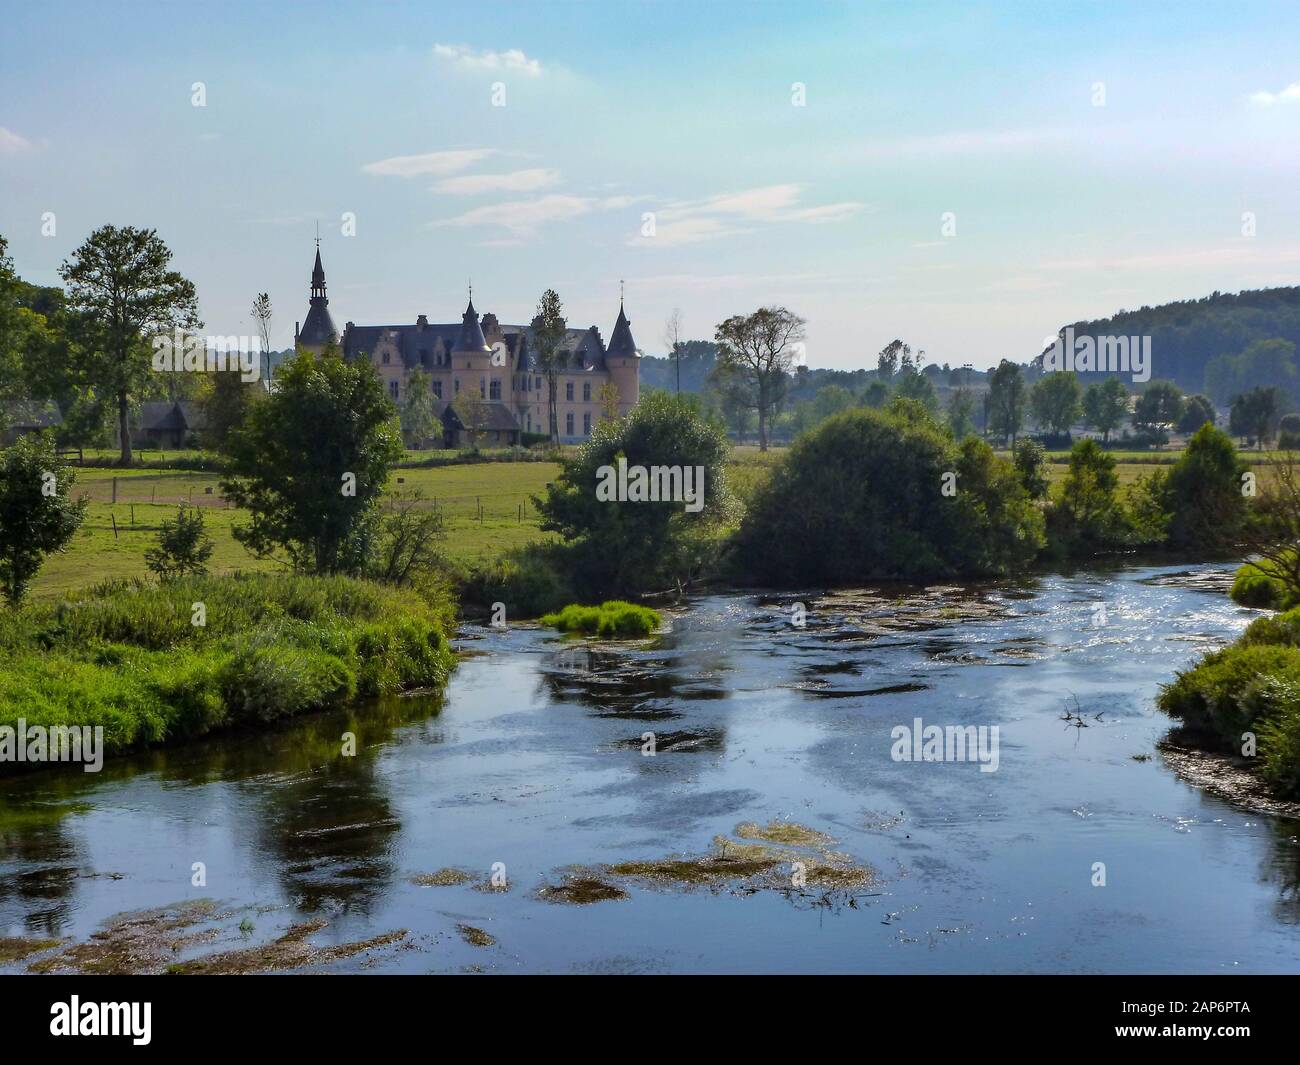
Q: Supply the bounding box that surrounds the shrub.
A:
[731,405,1043,585]
[539,600,661,638]
[534,391,733,598]
[1230,558,1297,610]
[1158,643,1300,744]
[1160,423,1248,551]
[144,505,214,580]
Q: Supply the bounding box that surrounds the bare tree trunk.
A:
[118,389,132,466]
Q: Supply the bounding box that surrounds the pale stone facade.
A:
[294,249,640,445]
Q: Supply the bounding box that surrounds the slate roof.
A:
[134,401,207,432]
[441,401,521,433]
[340,300,638,375]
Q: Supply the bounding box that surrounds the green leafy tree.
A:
[221,345,403,573]
[947,387,975,439]
[714,306,804,451]
[987,360,1026,446]
[59,226,201,465]
[862,380,890,409]
[0,234,27,409]
[732,404,1044,585]
[0,436,87,604]
[450,389,490,452]
[894,370,938,413]
[200,369,261,449]
[1159,423,1249,551]
[1012,439,1050,499]
[1178,393,1216,435]
[1132,381,1185,435]
[534,391,732,597]
[401,367,438,447]
[1030,371,1082,437]
[144,505,214,580]
[1053,439,1127,551]
[532,289,567,445]
[1229,385,1281,447]
[1082,378,1129,444]
[368,489,447,586]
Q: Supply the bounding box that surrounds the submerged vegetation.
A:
[0,571,455,769]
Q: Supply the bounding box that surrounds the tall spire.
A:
[454,296,489,353]
[298,241,338,351]
[607,293,638,359]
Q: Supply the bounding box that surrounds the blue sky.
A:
[2,0,1299,369]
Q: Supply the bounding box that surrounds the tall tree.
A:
[987,360,1027,447]
[1132,380,1185,435]
[220,344,402,573]
[1082,378,1129,443]
[0,436,87,604]
[1029,371,1082,437]
[251,293,273,384]
[532,289,567,445]
[401,366,437,447]
[714,306,804,451]
[1230,385,1282,447]
[60,226,200,465]
[947,387,976,439]
[664,308,684,394]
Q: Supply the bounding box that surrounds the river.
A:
[3,561,1299,973]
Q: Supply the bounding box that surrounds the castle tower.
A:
[294,243,339,353]
[451,296,495,401]
[605,294,640,416]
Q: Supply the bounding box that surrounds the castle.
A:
[294,246,640,446]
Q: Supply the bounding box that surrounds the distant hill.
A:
[1038,285,1300,394]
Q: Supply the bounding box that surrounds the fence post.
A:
[111,477,118,504]
[111,512,118,539]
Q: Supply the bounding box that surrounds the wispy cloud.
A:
[433,44,543,76]
[432,168,560,195]
[362,148,496,178]
[1249,82,1300,106]
[0,126,36,154]
[434,194,625,236]
[638,184,865,246]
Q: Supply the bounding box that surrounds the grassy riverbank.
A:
[0,572,456,770]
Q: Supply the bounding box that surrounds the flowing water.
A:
[3,561,1299,974]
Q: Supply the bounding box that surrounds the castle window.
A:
[382,351,390,365]
[565,412,574,436]
[479,377,486,399]
[565,382,574,401]
[583,412,591,435]
[388,380,399,399]
[583,382,591,402]
[432,380,442,399]
[489,379,501,401]
[454,379,460,394]
[535,376,542,390]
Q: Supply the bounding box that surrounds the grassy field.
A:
[31,441,1280,598]
[35,461,563,598]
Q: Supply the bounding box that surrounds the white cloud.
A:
[435,192,637,237]
[433,44,543,76]
[436,194,601,235]
[1249,82,1300,106]
[362,148,496,177]
[432,168,560,195]
[0,126,35,154]
[636,184,866,246]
